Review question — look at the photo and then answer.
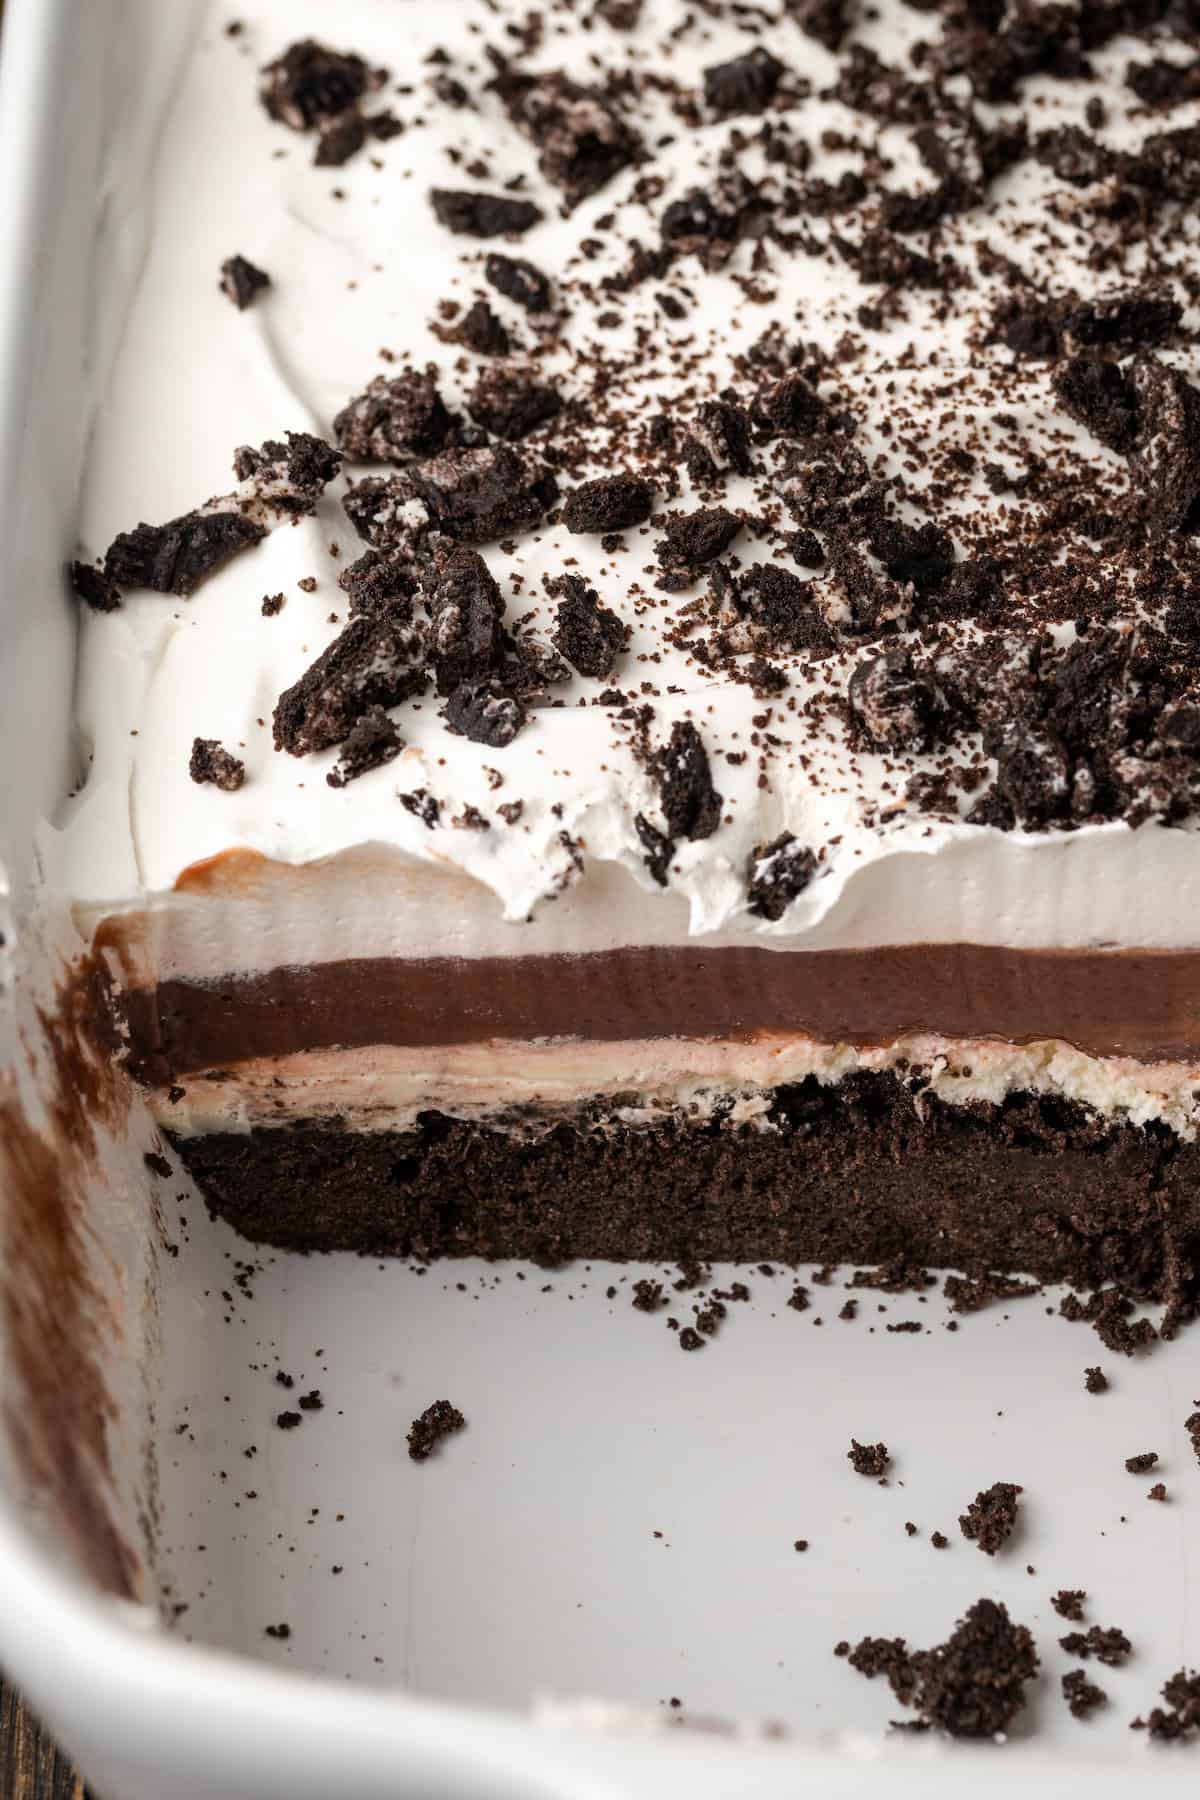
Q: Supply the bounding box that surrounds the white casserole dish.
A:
[0,3,1198,1794]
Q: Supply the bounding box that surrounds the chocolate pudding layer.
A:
[126,942,1200,1082]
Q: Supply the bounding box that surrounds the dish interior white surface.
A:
[154,1175,1198,1750]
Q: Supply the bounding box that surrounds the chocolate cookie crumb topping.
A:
[684,399,753,485]
[399,788,440,829]
[563,474,655,534]
[232,431,342,511]
[484,253,552,313]
[491,69,641,211]
[943,1273,1040,1314]
[189,739,245,792]
[105,512,265,598]
[747,833,817,920]
[1053,356,1139,455]
[220,255,271,310]
[326,705,402,788]
[1124,1451,1158,1473]
[548,572,627,677]
[259,40,372,133]
[653,720,722,841]
[848,651,945,753]
[274,614,427,755]
[444,680,526,748]
[429,189,544,238]
[70,561,122,613]
[703,48,787,120]
[314,110,367,168]
[467,370,562,442]
[429,548,505,695]
[446,298,511,358]
[790,0,853,52]
[657,507,741,569]
[635,813,674,886]
[413,445,555,544]
[334,371,454,463]
[1187,1410,1200,1463]
[1128,354,1200,533]
[1052,1590,1087,1622]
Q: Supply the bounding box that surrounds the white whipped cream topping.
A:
[52,0,1200,952]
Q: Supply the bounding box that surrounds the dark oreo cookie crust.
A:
[170,1073,1200,1310]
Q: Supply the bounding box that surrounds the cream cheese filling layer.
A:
[154,1031,1200,1142]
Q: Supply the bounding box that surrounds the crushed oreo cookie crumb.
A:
[220,254,271,310]
[326,705,402,787]
[188,738,245,792]
[70,561,122,613]
[548,572,627,677]
[563,474,655,533]
[407,1399,466,1462]
[959,1482,1022,1555]
[848,1439,890,1478]
[429,188,544,238]
[845,1598,1037,1739]
[1062,1669,1106,1720]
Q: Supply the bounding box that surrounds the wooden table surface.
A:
[0,1680,85,1800]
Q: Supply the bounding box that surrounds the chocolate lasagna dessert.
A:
[60,0,1200,1298]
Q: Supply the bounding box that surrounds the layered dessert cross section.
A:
[59,0,1200,1300]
